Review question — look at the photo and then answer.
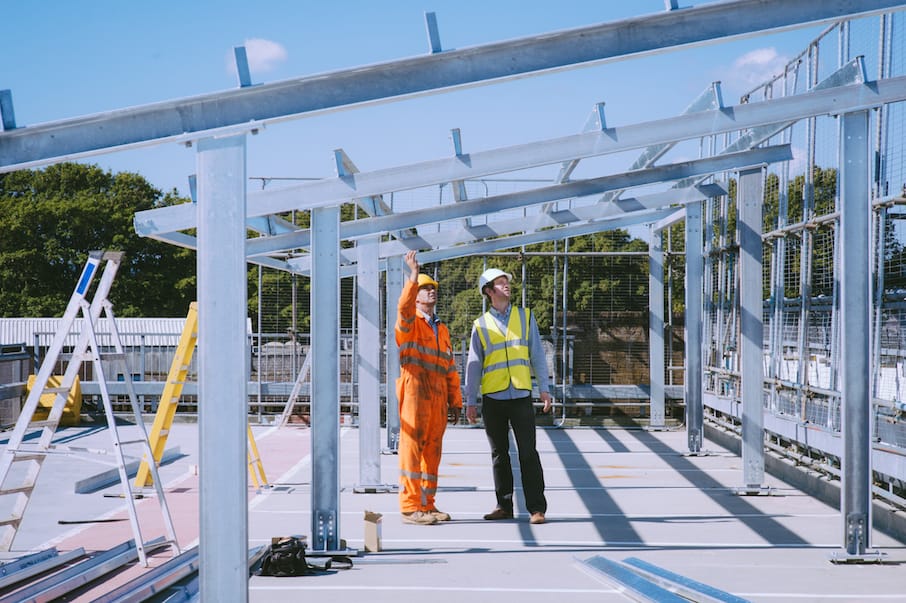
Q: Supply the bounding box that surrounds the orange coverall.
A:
[395,279,462,513]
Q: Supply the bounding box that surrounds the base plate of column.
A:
[730,485,775,496]
[353,484,398,493]
[829,549,886,564]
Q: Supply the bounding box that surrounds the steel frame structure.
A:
[3,0,906,598]
[692,14,906,561]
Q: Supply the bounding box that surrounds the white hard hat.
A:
[478,268,513,294]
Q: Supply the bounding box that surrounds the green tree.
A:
[0,163,196,317]
[566,230,648,317]
[246,203,362,334]
[778,166,838,297]
[431,229,649,337]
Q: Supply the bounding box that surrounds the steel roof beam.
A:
[668,56,866,191]
[300,208,681,278]
[245,181,725,260]
[333,149,394,218]
[156,184,722,276]
[155,177,722,263]
[240,145,785,258]
[268,147,785,274]
[387,208,679,264]
[311,198,710,273]
[596,81,724,205]
[1,0,902,172]
[291,191,720,276]
[133,74,906,237]
[545,82,720,217]
[653,208,687,231]
[553,102,607,187]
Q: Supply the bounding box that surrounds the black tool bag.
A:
[255,536,353,577]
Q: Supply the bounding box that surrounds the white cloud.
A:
[243,38,287,72]
[720,47,791,98]
[225,38,288,79]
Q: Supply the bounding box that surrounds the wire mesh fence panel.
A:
[696,12,906,503]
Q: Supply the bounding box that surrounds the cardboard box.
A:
[364,510,382,552]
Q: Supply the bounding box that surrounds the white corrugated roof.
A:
[0,317,186,347]
[1,316,255,347]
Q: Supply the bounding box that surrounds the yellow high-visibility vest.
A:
[475,307,532,394]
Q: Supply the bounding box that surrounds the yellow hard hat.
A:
[417,274,438,289]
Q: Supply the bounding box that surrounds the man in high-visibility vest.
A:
[395,250,462,525]
[465,268,552,525]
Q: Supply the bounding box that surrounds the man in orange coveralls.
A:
[395,250,462,525]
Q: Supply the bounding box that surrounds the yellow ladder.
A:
[135,302,268,488]
[247,424,268,488]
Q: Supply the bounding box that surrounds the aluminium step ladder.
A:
[279,351,312,426]
[135,302,268,489]
[0,251,179,566]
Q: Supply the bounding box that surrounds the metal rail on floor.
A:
[0,547,85,591]
[0,537,165,603]
[579,555,751,603]
[92,545,200,603]
[90,544,267,603]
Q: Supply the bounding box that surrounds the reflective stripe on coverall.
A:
[395,279,462,513]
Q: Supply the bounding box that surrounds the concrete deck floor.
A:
[1,421,905,602]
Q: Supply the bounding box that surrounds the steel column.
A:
[195,135,248,602]
[649,227,667,429]
[310,206,343,552]
[685,201,704,452]
[836,109,875,561]
[384,256,404,452]
[355,236,391,491]
[738,166,767,490]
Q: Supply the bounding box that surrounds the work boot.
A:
[426,508,451,521]
[401,511,438,525]
[529,512,546,525]
[483,507,514,520]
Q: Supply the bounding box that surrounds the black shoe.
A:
[483,507,514,520]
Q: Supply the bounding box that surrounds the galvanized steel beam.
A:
[285,182,730,276]
[2,0,902,172]
[597,82,724,206]
[5,539,162,602]
[162,149,783,277]
[134,75,906,237]
[278,145,783,274]
[671,57,866,191]
[242,176,734,261]
[341,208,680,273]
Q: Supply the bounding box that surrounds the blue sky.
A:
[3,1,831,199]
